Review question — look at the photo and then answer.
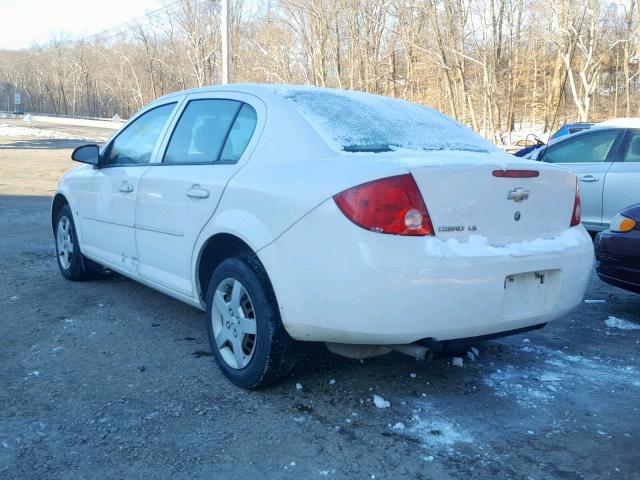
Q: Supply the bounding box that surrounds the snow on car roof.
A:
[268,85,497,154]
[593,117,640,129]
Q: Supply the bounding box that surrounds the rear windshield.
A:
[276,87,496,154]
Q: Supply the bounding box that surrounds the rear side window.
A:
[163,99,257,165]
[621,131,640,162]
[543,130,619,164]
[104,103,175,166]
[219,104,257,164]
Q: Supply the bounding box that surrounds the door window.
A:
[164,99,239,164]
[543,130,620,164]
[103,103,176,166]
[163,99,257,165]
[620,131,640,162]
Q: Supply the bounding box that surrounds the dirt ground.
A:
[1,121,639,479]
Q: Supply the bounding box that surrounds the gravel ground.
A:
[1,123,639,479]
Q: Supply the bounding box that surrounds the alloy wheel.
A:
[56,215,74,270]
[211,277,257,369]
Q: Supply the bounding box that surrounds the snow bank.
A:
[0,123,77,139]
[424,227,587,258]
[272,85,497,154]
[604,316,640,330]
[30,114,123,129]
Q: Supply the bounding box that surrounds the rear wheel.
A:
[54,204,90,281]
[206,256,295,388]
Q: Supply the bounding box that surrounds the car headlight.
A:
[610,213,636,233]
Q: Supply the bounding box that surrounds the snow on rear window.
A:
[275,87,496,154]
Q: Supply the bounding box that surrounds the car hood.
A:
[620,203,640,223]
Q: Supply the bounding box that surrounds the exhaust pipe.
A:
[389,344,430,360]
[325,343,430,360]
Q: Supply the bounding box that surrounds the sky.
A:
[0,0,164,50]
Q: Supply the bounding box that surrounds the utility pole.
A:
[221,0,230,84]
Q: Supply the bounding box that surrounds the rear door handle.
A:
[186,185,210,199]
[579,175,599,183]
[119,182,134,193]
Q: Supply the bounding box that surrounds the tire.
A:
[206,256,296,388]
[54,204,90,281]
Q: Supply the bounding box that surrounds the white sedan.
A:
[52,85,593,388]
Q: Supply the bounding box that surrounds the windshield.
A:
[276,87,496,154]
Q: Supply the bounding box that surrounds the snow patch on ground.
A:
[373,395,390,409]
[451,357,464,367]
[605,316,640,330]
[484,365,554,408]
[425,228,587,258]
[485,344,640,408]
[408,416,473,447]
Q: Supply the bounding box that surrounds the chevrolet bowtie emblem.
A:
[507,188,529,202]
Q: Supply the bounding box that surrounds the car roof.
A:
[557,122,593,129]
[152,83,288,104]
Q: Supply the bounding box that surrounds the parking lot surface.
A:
[1,123,639,479]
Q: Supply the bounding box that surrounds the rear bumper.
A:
[259,200,594,345]
[595,230,640,294]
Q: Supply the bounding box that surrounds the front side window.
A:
[621,131,640,162]
[543,130,619,164]
[164,99,252,165]
[104,103,175,166]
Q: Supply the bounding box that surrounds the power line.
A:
[0,0,184,70]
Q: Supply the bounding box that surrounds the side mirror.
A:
[71,144,100,166]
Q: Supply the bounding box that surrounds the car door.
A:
[135,93,262,295]
[540,128,624,231]
[77,102,178,273]
[602,129,640,225]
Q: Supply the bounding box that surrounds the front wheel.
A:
[54,204,90,281]
[206,256,295,388]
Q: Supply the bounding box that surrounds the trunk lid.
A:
[406,153,577,245]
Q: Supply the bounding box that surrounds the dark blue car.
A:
[549,122,593,141]
[514,123,593,157]
[595,203,640,294]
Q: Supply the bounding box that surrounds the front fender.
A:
[51,165,91,245]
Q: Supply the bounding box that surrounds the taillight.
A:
[570,180,581,226]
[333,174,434,236]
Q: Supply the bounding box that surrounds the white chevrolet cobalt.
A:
[52,85,593,388]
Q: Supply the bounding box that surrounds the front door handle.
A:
[119,182,134,193]
[186,185,210,199]
[579,175,599,183]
